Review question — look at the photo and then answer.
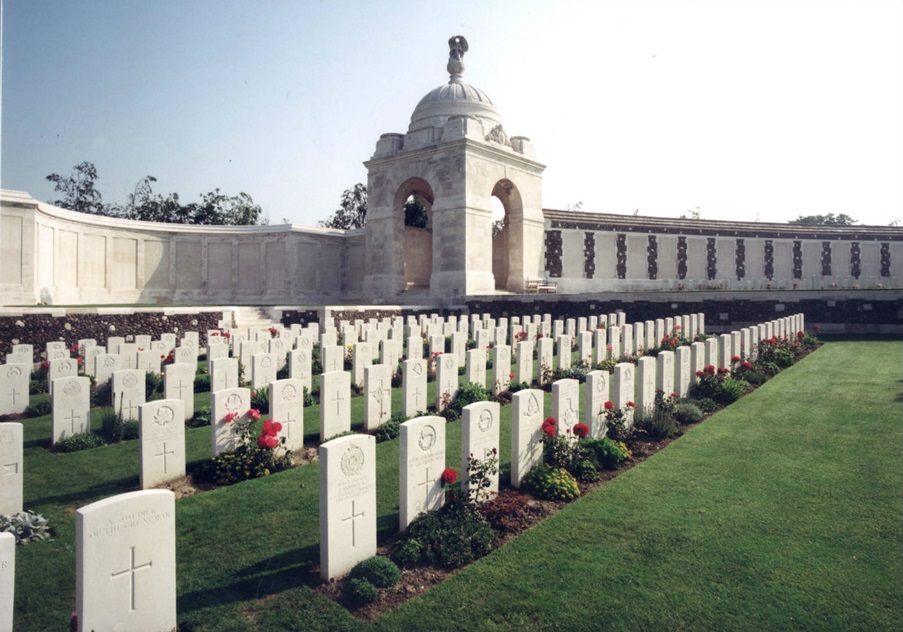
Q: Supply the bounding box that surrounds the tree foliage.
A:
[320,183,368,229]
[788,213,857,226]
[404,195,428,228]
[45,162,265,225]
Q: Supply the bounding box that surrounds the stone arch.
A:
[490,179,524,292]
[394,177,435,291]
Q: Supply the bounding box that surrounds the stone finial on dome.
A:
[447,35,469,83]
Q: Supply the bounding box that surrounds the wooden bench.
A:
[525,277,558,294]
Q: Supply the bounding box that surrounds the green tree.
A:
[320,183,368,229]
[404,195,428,228]
[788,213,857,226]
[45,161,109,215]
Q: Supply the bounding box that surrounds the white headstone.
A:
[690,341,706,384]
[537,338,553,385]
[657,350,675,397]
[674,347,692,397]
[511,389,544,488]
[113,369,146,422]
[0,532,13,632]
[320,371,351,441]
[288,348,313,393]
[207,342,229,362]
[609,326,622,360]
[251,353,277,390]
[106,336,125,355]
[551,378,580,436]
[209,357,239,393]
[94,353,121,387]
[465,348,487,388]
[364,364,392,431]
[435,353,458,411]
[516,340,533,385]
[138,399,186,488]
[461,401,501,499]
[76,490,176,632]
[585,370,610,437]
[52,376,91,444]
[635,357,657,413]
[493,344,511,395]
[0,364,28,417]
[48,357,78,394]
[321,345,344,373]
[174,345,198,371]
[136,350,162,376]
[163,363,194,421]
[406,335,423,360]
[402,358,428,417]
[0,422,23,515]
[612,362,635,411]
[269,378,305,451]
[118,343,138,370]
[399,416,446,530]
[211,387,251,455]
[319,434,376,580]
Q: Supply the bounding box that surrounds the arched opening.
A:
[490,179,523,291]
[394,178,435,291]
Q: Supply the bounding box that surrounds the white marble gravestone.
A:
[511,389,544,488]
[288,348,313,393]
[0,363,28,417]
[207,342,229,362]
[76,489,176,632]
[0,422,23,515]
[461,401,501,499]
[113,369,146,422]
[268,337,289,370]
[635,357,657,413]
[612,362,635,413]
[557,335,572,370]
[364,364,392,431]
[674,347,692,397]
[209,357,238,393]
[493,344,511,395]
[608,326,622,360]
[718,334,733,369]
[352,342,371,388]
[48,357,78,395]
[585,370,610,437]
[705,338,719,367]
[320,371,351,441]
[269,378,305,451]
[465,348,487,388]
[251,353,277,390]
[399,416,446,530]
[516,340,534,385]
[690,341,706,384]
[159,333,176,353]
[593,329,607,364]
[402,358,428,417]
[435,353,458,411]
[118,343,138,370]
[3,352,30,366]
[164,363,195,421]
[174,345,198,371]
[106,336,125,355]
[406,335,423,360]
[94,353,121,388]
[1,532,15,632]
[321,345,343,374]
[136,350,162,376]
[138,399,186,489]
[577,331,593,365]
[52,376,91,444]
[211,387,250,455]
[657,350,675,396]
[551,378,580,436]
[537,338,553,385]
[319,434,376,580]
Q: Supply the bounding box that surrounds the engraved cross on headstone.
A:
[3,461,18,476]
[331,389,345,415]
[341,499,364,547]
[417,467,433,509]
[283,409,296,438]
[8,387,20,406]
[122,400,139,420]
[175,379,189,399]
[413,385,424,410]
[371,378,389,418]
[154,442,175,473]
[65,409,81,434]
[110,545,153,611]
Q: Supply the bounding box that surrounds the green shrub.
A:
[90,380,112,407]
[187,407,212,428]
[55,432,105,453]
[572,459,600,483]
[594,359,616,373]
[121,421,139,440]
[350,556,401,588]
[672,401,704,424]
[193,373,211,393]
[695,397,719,413]
[714,377,746,405]
[303,386,314,407]
[522,463,580,501]
[507,381,531,393]
[251,386,269,414]
[738,369,767,385]
[392,538,423,568]
[145,371,164,399]
[25,400,52,418]
[583,437,631,470]
[634,409,679,439]
[404,502,494,569]
[374,413,403,443]
[345,578,379,606]
[29,379,47,395]
[99,407,135,443]
[442,382,490,422]
[0,510,52,544]
[191,414,293,486]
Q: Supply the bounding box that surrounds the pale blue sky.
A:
[3,0,902,226]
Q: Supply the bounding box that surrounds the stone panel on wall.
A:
[0,215,23,285]
[78,234,106,288]
[238,243,261,289]
[144,241,171,290]
[206,242,232,290]
[37,224,55,291]
[175,241,202,289]
[112,237,137,290]
[56,230,79,291]
[266,241,287,293]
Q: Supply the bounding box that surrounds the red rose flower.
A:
[604,400,614,411]
[257,434,278,449]
[40,360,49,371]
[542,423,557,438]
[741,361,753,370]
[441,467,458,485]
[223,331,231,339]
[223,411,239,424]
[695,370,704,377]
[508,372,515,380]
[248,408,261,421]
[626,401,636,408]
[573,423,590,438]
[797,331,805,338]
[717,367,728,375]
[671,391,678,399]
[261,419,282,436]
[731,355,741,363]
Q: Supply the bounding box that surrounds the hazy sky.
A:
[3,0,902,226]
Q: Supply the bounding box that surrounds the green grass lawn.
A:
[10,341,903,631]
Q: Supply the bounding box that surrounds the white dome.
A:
[408,80,502,132]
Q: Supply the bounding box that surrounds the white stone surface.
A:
[320,371,351,441]
[0,363,29,416]
[138,399,186,489]
[492,344,511,395]
[352,342,371,388]
[164,363,195,421]
[94,352,121,387]
[211,387,250,456]
[461,401,501,499]
[551,378,580,436]
[511,389,543,488]
[207,342,229,362]
[251,352,277,390]
[0,531,13,632]
[402,358,428,417]
[612,362,635,410]
[119,343,138,370]
[209,357,238,392]
[319,345,341,374]
[0,423,23,515]
[288,348,313,393]
[465,348,487,388]
[113,369,146,422]
[585,370,610,437]
[399,415,446,529]
[319,434,376,580]
[516,340,533,385]
[364,364,392,430]
[657,350,675,396]
[269,378,305,451]
[76,489,176,632]
[674,346,692,397]
[174,345,198,370]
[52,376,91,444]
[435,353,458,411]
[537,338,553,384]
[48,357,78,394]
[635,357,657,413]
